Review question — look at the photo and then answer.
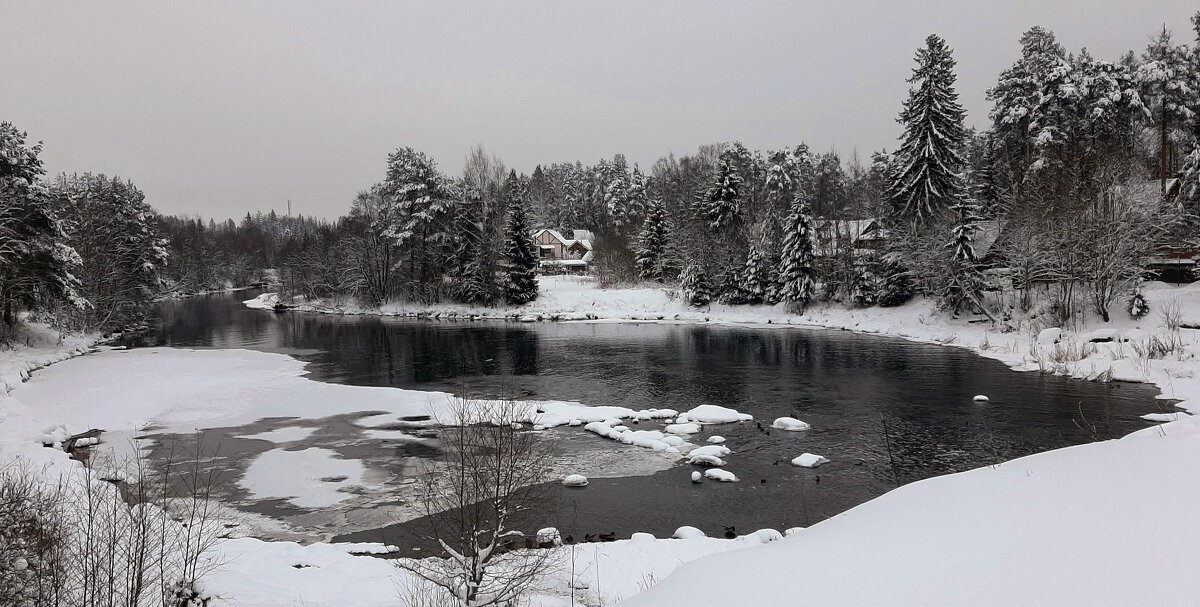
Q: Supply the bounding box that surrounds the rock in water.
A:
[973,394,990,403]
[561,474,589,487]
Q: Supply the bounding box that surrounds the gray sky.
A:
[2,1,1196,220]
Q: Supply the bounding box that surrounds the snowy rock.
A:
[791,453,829,468]
[973,395,990,403]
[666,422,701,434]
[536,527,561,546]
[706,435,726,444]
[631,532,655,542]
[673,526,706,539]
[687,454,726,467]
[748,529,784,544]
[772,417,811,431]
[1036,328,1064,345]
[662,435,685,447]
[687,445,732,458]
[704,468,738,482]
[691,471,702,483]
[784,527,805,537]
[562,474,589,488]
[685,405,753,424]
[568,419,583,427]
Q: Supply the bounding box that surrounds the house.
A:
[812,218,886,259]
[531,228,595,273]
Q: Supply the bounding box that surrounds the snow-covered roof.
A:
[568,229,596,242]
[532,228,593,251]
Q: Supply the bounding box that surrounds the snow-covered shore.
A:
[6,276,1200,605]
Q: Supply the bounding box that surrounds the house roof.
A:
[531,228,594,252]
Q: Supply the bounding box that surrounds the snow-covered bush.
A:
[1127,289,1150,320]
[680,264,713,307]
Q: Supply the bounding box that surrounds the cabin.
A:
[531,228,595,273]
[812,218,886,259]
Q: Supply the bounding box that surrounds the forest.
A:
[3,19,1200,335]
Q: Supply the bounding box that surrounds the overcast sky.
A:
[2,1,1196,220]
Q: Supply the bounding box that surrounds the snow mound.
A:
[1143,412,1190,422]
[687,445,732,458]
[691,471,702,482]
[631,532,656,543]
[772,417,811,431]
[666,422,701,434]
[687,454,726,467]
[704,468,738,482]
[243,293,280,310]
[562,474,589,487]
[684,405,753,424]
[747,529,784,544]
[973,394,990,403]
[673,526,706,539]
[536,527,561,546]
[706,435,726,444]
[791,453,829,468]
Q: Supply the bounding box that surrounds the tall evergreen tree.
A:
[0,123,83,325]
[501,172,538,304]
[777,195,817,312]
[636,199,677,281]
[679,264,712,307]
[696,147,744,230]
[1136,28,1198,193]
[943,200,985,314]
[739,235,770,304]
[887,34,968,222]
[450,185,497,305]
[377,147,453,301]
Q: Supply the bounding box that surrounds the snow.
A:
[771,417,811,431]
[691,470,702,481]
[326,542,400,555]
[674,526,706,539]
[686,445,732,458]
[686,454,726,467]
[536,527,561,545]
[684,404,753,424]
[243,292,280,310]
[562,474,589,487]
[237,426,317,443]
[703,468,738,482]
[791,453,830,468]
[238,448,367,509]
[1142,411,1191,422]
[973,394,990,403]
[665,422,701,434]
[706,435,726,444]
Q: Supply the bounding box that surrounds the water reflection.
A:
[129,290,1165,538]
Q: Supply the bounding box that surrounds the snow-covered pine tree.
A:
[850,263,880,307]
[942,199,986,314]
[636,199,674,282]
[876,255,914,307]
[0,123,83,325]
[777,195,817,312]
[377,147,454,301]
[623,164,649,231]
[450,185,497,305]
[604,155,632,229]
[679,264,712,307]
[763,150,794,211]
[695,147,744,230]
[1137,28,1198,193]
[502,172,538,305]
[987,27,1069,193]
[740,235,769,304]
[49,173,166,331]
[887,34,968,222]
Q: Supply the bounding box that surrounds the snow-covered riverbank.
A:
[7,276,1200,605]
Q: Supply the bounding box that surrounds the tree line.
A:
[3,15,1198,336]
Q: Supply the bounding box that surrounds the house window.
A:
[539,245,554,258]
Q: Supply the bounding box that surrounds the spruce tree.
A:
[501,172,538,305]
[777,195,817,312]
[987,27,1069,187]
[680,264,712,307]
[696,147,743,230]
[942,200,985,314]
[887,34,967,222]
[0,123,83,325]
[636,199,674,282]
[1137,28,1198,193]
[450,185,496,305]
[740,236,769,304]
[876,257,914,307]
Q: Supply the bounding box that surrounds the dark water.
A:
[128,289,1166,544]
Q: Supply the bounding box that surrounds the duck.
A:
[723,525,736,539]
[598,531,616,542]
